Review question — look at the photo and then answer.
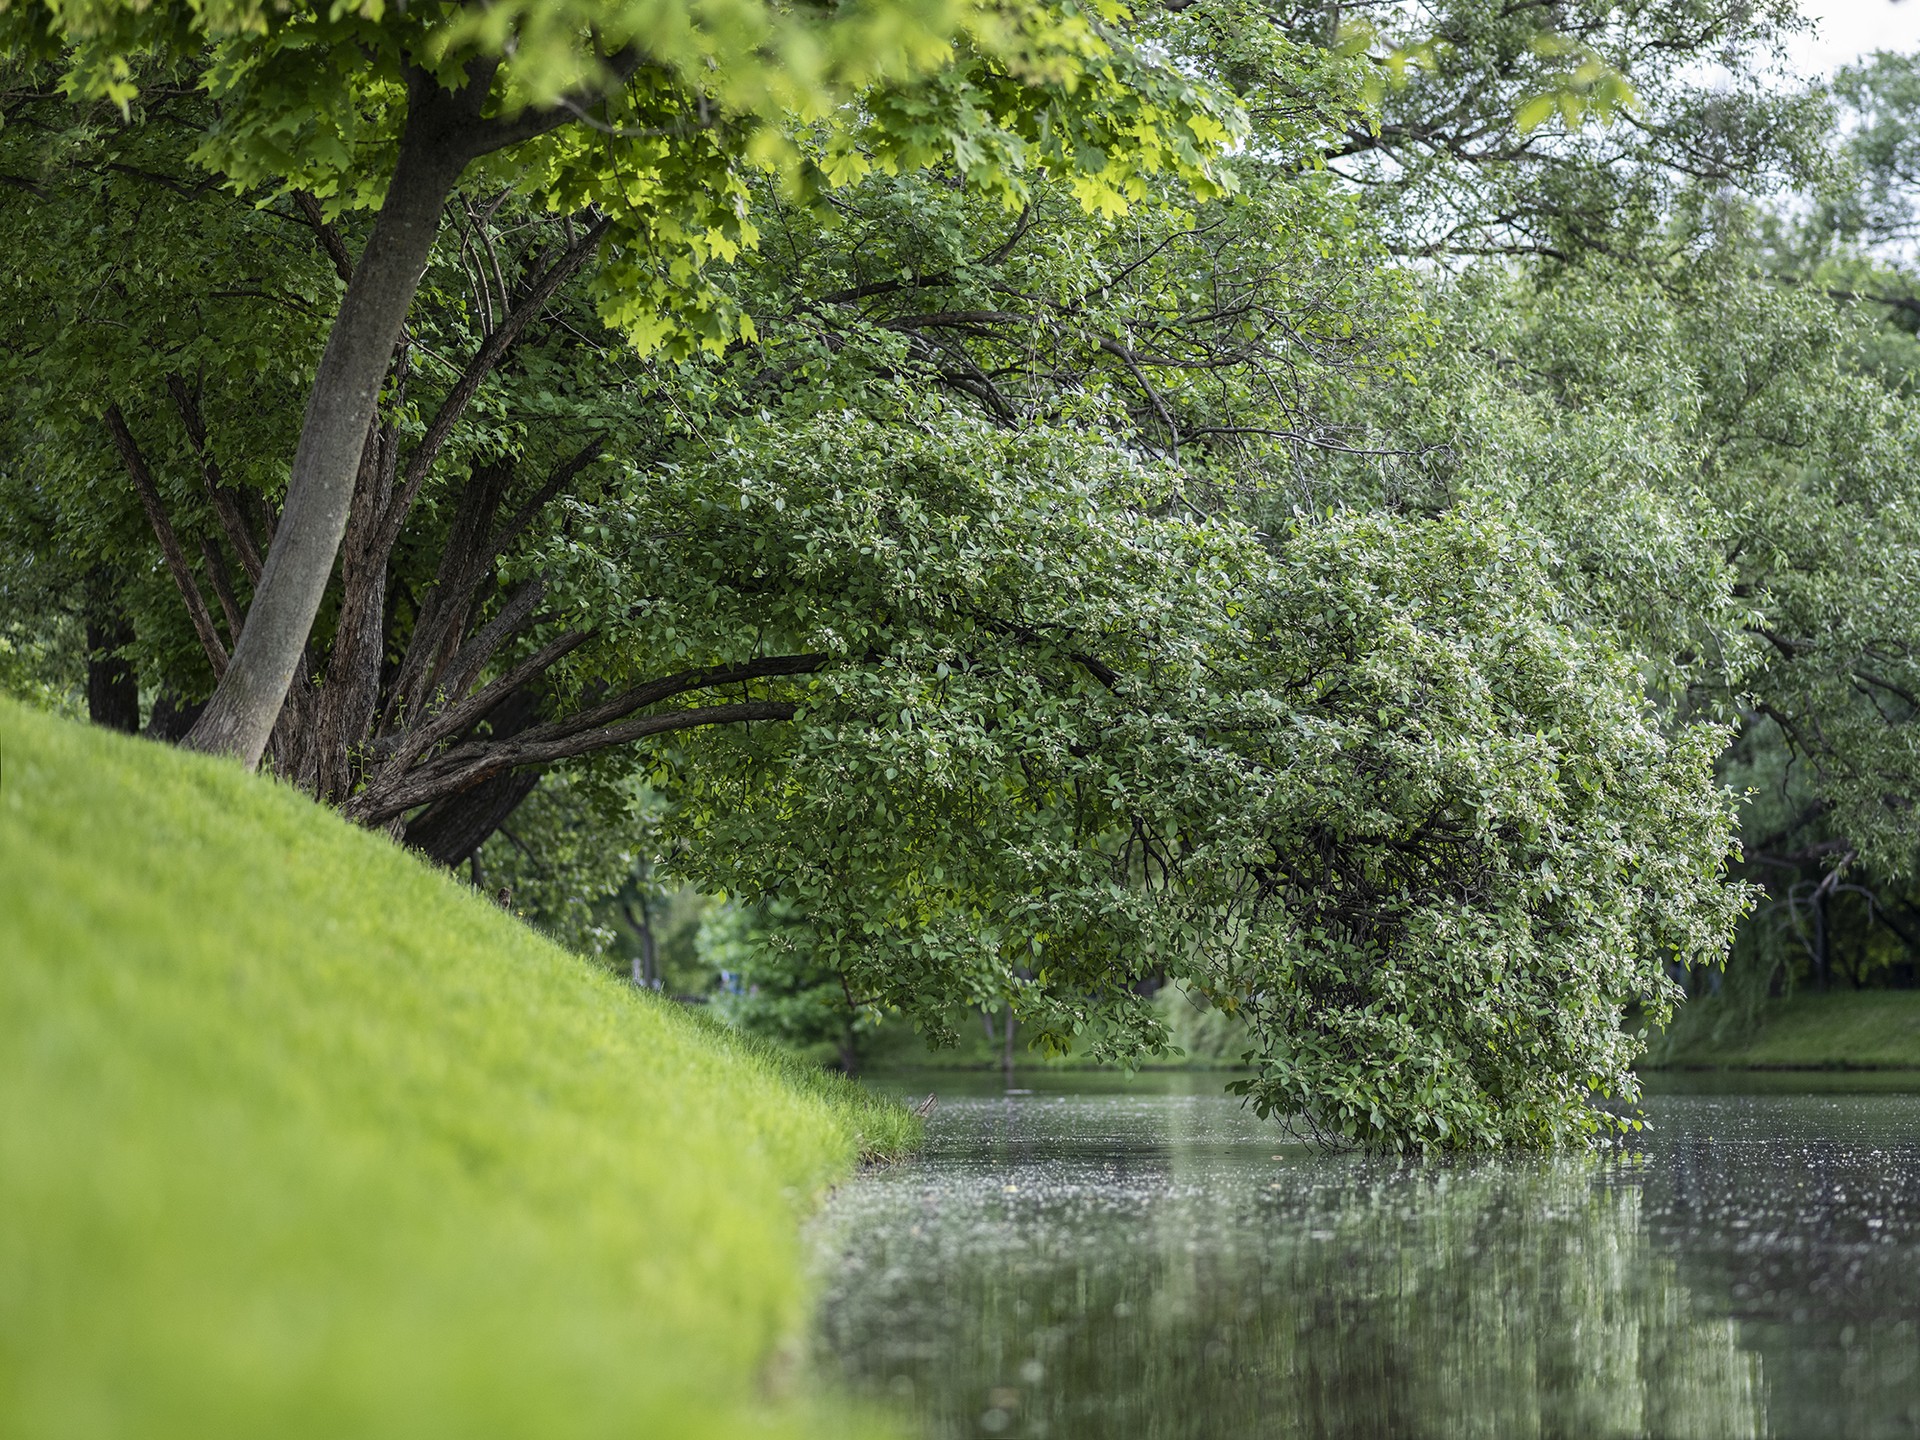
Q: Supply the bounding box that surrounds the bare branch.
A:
[354,700,799,824]
[532,652,829,744]
[104,403,228,678]
[466,46,647,155]
[382,214,611,542]
[489,438,604,558]
[391,623,591,759]
[291,190,355,285]
[197,534,246,642]
[431,572,551,708]
[167,373,266,584]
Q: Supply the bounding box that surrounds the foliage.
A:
[703,898,877,1071]
[1310,204,1920,1024]
[1452,262,1920,856]
[1829,49,1920,248]
[1153,981,1249,1069]
[0,697,919,1439]
[1247,1,1829,261]
[1339,0,1821,259]
[645,411,1744,1149]
[470,772,659,956]
[3,0,1245,353]
[0,616,81,715]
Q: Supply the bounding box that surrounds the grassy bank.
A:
[1647,989,1920,1071]
[0,698,914,1439]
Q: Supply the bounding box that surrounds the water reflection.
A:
[813,1077,1920,1439]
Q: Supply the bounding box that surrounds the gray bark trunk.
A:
[182,84,476,767]
[298,424,394,799]
[625,892,659,989]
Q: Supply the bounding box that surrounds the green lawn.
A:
[0,699,913,1439]
[1651,988,1920,1070]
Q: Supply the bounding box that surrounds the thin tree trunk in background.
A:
[625,892,658,989]
[980,1004,1018,1085]
[1814,889,1830,992]
[84,574,139,733]
[144,689,203,741]
[183,79,477,767]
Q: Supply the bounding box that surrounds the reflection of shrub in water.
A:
[1258,1164,1762,1439]
[816,1157,1762,1440]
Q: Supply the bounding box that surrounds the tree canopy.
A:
[4,0,1244,765]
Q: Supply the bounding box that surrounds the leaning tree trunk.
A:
[395,688,546,864]
[403,770,542,866]
[182,79,480,768]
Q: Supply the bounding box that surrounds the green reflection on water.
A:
[814,1079,1765,1440]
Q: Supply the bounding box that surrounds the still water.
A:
[811,1072,1920,1440]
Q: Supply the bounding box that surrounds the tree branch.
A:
[104,403,229,678]
[353,700,799,824]
[383,459,519,722]
[167,373,266,584]
[507,652,830,749]
[291,190,356,285]
[380,214,611,545]
[466,46,647,155]
[197,534,246,643]
[488,438,603,559]
[385,620,593,764]
[429,571,552,713]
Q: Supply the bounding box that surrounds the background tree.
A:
[1262,0,1827,260]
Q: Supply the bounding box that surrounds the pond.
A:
[810,1071,1920,1440]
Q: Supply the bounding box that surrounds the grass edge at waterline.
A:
[0,697,916,1438]
[1645,988,1920,1072]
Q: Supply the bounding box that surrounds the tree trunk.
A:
[1814,888,1830,992]
[84,576,139,733]
[394,686,544,863]
[183,83,477,767]
[145,689,203,741]
[299,426,395,799]
[625,892,659,989]
[403,769,541,867]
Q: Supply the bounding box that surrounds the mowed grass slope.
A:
[1654,989,1920,1070]
[0,699,912,1440]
